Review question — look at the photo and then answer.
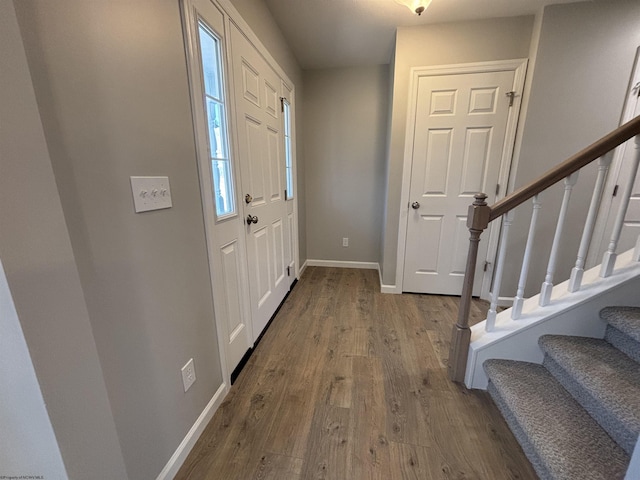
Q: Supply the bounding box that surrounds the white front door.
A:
[229,24,290,340]
[402,68,518,295]
[183,0,252,376]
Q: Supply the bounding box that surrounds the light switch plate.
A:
[130,176,172,213]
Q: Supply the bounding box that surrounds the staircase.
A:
[484,306,640,480]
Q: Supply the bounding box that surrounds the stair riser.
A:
[606,325,640,364]
[542,354,636,456]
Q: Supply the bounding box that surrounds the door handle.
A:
[246,215,258,225]
[411,201,420,209]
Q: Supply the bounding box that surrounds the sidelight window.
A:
[283,99,294,199]
[198,21,235,218]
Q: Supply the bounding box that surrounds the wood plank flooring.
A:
[175,267,537,480]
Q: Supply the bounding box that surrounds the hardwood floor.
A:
[175,267,537,480]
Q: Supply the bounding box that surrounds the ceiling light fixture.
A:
[395,0,432,16]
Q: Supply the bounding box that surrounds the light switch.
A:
[130,176,172,213]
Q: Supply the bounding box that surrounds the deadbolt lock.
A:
[245,193,253,204]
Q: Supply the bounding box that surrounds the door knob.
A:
[411,201,420,209]
[245,193,253,204]
[246,215,258,225]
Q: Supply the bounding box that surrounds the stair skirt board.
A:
[466,252,640,390]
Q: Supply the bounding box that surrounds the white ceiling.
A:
[263,0,585,69]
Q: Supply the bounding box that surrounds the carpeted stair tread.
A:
[539,335,640,455]
[601,306,640,363]
[600,306,640,343]
[484,359,629,480]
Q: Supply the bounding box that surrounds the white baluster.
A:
[486,211,514,331]
[540,172,579,306]
[512,195,542,319]
[568,154,613,292]
[601,135,640,277]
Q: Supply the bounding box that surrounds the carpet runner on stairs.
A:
[484,306,640,480]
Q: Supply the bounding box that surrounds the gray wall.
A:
[231,0,307,265]
[502,0,640,296]
[0,1,127,477]
[14,1,223,478]
[381,16,534,286]
[303,65,390,263]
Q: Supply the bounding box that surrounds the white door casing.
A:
[397,60,527,296]
[229,24,290,340]
[588,47,640,267]
[181,0,252,379]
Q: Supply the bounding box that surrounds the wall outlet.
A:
[181,358,196,392]
[342,237,349,247]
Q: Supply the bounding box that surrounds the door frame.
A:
[395,59,528,299]
[181,0,300,385]
[587,46,640,268]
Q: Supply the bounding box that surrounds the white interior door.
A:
[229,24,289,340]
[403,69,516,295]
[594,93,640,259]
[589,49,640,266]
[183,0,252,377]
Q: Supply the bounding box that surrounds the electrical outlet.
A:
[342,237,349,247]
[181,358,196,392]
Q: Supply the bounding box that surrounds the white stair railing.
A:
[512,194,542,320]
[486,211,514,331]
[601,136,640,277]
[448,119,640,383]
[540,173,579,306]
[568,154,613,292]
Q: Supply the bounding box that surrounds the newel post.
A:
[448,193,491,383]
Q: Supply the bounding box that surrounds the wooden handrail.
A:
[489,115,640,221]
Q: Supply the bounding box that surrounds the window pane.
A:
[206,98,227,159]
[283,101,294,199]
[212,160,234,216]
[198,20,235,218]
[199,25,221,100]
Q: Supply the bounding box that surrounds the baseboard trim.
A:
[156,382,227,480]
[299,260,308,278]
[378,267,400,294]
[306,259,379,270]
[497,296,514,307]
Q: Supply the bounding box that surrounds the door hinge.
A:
[284,189,288,201]
[280,97,285,112]
[287,266,291,276]
[495,183,501,196]
[506,91,516,107]
[613,184,619,197]
[483,261,491,272]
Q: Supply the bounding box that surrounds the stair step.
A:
[601,307,640,364]
[539,335,640,455]
[484,359,629,480]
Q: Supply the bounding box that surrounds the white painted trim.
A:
[378,267,400,294]
[396,59,528,299]
[299,260,308,278]
[306,259,379,270]
[465,248,640,389]
[497,296,514,308]
[156,382,227,480]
